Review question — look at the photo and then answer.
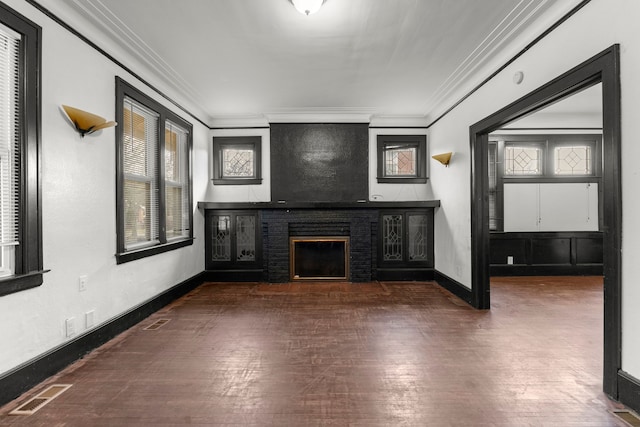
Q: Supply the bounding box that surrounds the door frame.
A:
[469,45,621,398]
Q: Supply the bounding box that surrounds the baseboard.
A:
[203,269,264,282]
[376,268,434,281]
[434,270,473,305]
[0,271,207,408]
[490,264,603,276]
[618,370,640,413]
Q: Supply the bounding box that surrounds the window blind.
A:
[123,97,159,249]
[0,25,20,247]
[165,121,189,240]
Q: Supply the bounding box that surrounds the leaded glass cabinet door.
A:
[205,210,261,270]
[209,214,231,262]
[382,214,403,262]
[407,213,429,261]
[379,210,434,268]
[235,214,257,262]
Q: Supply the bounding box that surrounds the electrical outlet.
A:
[85,310,95,329]
[65,318,76,337]
[79,275,88,292]
[507,256,514,265]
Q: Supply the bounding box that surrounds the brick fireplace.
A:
[200,201,438,283]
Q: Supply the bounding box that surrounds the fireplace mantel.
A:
[198,200,440,210]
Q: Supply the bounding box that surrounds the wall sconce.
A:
[432,152,453,167]
[289,0,325,15]
[62,105,117,137]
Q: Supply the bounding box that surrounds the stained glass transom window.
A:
[554,145,592,175]
[504,146,542,175]
[384,146,416,176]
[236,215,256,262]
[222,148,254,178]
[382,214,403,261]
[407,214,428,261]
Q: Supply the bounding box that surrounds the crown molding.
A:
[369,115,429,128]
[265,108,376,124]
[62,0,209,116]
[208,110,434,128]
[209,115,270,129]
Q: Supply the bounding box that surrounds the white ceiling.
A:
[51,0,583,126]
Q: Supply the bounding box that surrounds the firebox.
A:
[289,237,350,281]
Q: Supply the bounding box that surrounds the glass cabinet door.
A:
[381,214,403,262]
[206,211,261,270]
[210,215,231,261]
[235,214,256,262]
[379,210,433,267]
[407,213,429,261]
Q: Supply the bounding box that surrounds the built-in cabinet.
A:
[378,211,434,266]
[504,182,599,232]
[200,202,438,282]
[204,210,262,272]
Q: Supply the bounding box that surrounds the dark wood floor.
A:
[0,277,631,426]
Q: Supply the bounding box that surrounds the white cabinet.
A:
[504,183,598,232]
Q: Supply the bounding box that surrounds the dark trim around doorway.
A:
[469,45,621,399]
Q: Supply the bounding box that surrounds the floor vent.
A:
[144,318,170,330]
[613,410,640,426]
[9,384,72,416]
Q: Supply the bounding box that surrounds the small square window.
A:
[504,144,543,175]
[212,136,262,185]
[554,144,593,175]
[377,135,427,183]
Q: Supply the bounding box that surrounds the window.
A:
[501,136,599,178]
[377,135,427,183]
[0,4,44,297]
[504,144,543,176]
[116,77,193,264]
[554,144,593,175]
[489,134,602,232]
[212,136,262,185]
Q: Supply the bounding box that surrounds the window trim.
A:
[376,135,427,184]
[211,136,262,185]
[115,77,193,264]
[0,3,45,297]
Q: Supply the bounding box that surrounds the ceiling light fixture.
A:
[289,0,325,15]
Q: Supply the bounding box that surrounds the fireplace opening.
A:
[290,237,350,280]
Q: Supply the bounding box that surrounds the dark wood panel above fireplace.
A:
[270,123,369,203]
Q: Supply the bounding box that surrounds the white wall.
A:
[0,0,208,376]
[428,0,640,378]
[206,128,271,202]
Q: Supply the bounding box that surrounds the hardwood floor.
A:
[0,277,631,426]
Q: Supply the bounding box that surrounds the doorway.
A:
[470,45,621,398]
[488,84,603,275]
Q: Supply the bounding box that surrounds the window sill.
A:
[116,238,194,264]
[212,178,263,185]
[0,270,50,297]
[377,177,428,184]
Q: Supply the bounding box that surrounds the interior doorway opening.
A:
[470,46,621,398]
